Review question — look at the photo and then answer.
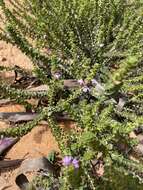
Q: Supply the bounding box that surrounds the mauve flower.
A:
[78,79,84,86]
[91,79,98,85]
[72,158,79,168]
[53,72,62,79]
[91,79,105,93]
[63,156,79,169]
[63,156,73,166]
[82,86,91,93]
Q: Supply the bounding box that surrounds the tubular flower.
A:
[63,156,79,169]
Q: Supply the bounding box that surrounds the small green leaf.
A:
[80,131,95,145]
[47,150,56,163]
[83,150,94,161]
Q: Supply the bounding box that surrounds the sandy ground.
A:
[0,39,49,189]
[0,37,62,189]
[0,41,33,71]
[0,38,76,189]
[0,45,59,189]
[0,40,59,190]
[0,124,59,190]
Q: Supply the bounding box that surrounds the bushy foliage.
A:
[0,0,143,189]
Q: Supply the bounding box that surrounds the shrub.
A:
[0,0,143,189]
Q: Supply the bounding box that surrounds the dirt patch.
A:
[0,41,33,71]
[0,96,75,190]
[0,102,75,189]
[6,124,59,160]
[0,32,60,189]
[0,124,59,190]
[0,101,61,190]
[0,30,56,190]
[0,101,58,190]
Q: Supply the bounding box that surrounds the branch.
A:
[0,112,74,123]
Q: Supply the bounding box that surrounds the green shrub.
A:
[0,0,143,189]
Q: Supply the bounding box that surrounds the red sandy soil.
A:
[0,40,61,189]
[0,38,77,189]
[0,123,59,190]
[0,41,33,71]
[0,103,75,190]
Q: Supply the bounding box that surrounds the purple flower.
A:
[53,72,62,79]
[91,79,105,93]
[63,156,79,169]
[91,79,98,85]
[72,158,79,168]
[63,156,73,166]
[82,86,91,93]
[78,79,84,86]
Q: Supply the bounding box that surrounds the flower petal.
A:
[63,156,73,166]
